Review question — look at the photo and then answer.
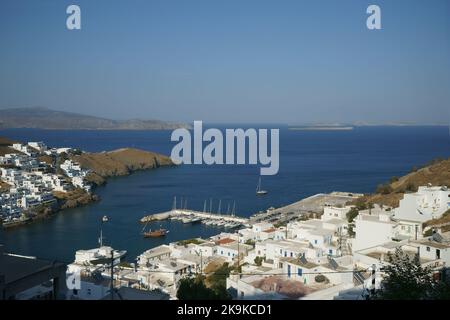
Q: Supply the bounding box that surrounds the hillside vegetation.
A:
[352,157,450,208]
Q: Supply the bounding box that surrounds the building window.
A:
[290,252,293,257]
[298,268,302,276]
[284,251,287,257]
[314,240,318,244]
[426,247,430,252]
[329,249,333,255]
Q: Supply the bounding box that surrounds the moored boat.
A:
[143,228,168,238]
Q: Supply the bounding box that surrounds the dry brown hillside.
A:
[71,148,173,183]
[352,157,450,208]
[0,136,19,156]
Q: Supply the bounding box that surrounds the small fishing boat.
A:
[102,215,109,223]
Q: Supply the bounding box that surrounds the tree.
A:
[254,256,264,266]
[346,207,359,223]
[371,248,450,300]
[177,275,218,300]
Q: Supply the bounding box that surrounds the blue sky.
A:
[1,0,449,123]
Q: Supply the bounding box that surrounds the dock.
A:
[140,209,249,225]
[249,191,363,224]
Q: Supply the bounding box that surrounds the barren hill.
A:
[71,148,174,185]
[0,107,189,130]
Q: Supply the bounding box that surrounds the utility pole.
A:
[110,250,114,300]
[200,250,203,275]
[371,264,376,296]
[236,231,240,300]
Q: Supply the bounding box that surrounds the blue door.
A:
[287,265,291,278]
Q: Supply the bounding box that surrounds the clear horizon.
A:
[1,0,450,124]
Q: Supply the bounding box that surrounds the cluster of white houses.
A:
[0,142,92,224]
[66,184,450,300]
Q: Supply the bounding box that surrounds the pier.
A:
[140,209,249,225]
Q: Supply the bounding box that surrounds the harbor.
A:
[139,191,364,231]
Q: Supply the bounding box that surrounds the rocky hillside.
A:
[71,148,174,185]
[0,107,189,130]
[352,157,450,208]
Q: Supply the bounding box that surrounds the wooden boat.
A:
[143,228,168,238]
[141,218,168,238]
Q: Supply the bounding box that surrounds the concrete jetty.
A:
[140,209,249,225]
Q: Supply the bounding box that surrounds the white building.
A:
[394,186,450,232]
[28,142,47,153]
[353,210,398,251]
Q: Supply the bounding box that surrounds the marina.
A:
[141,208,249,229]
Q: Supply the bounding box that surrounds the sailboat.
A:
[256,177,268,195]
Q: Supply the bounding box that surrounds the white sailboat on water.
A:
[256,177,268,195]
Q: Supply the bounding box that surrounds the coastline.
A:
[1,145,174,229]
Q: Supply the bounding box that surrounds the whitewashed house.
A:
[394,185,450,239]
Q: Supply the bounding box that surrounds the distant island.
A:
[289,121,448,129]
[0,107,190,130]
[289,126,354,131]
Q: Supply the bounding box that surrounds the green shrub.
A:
[390,176,399,183]
[376,183,393,195]
[315,275,327,283]
[405,183,418,193]
[254,256,264,266]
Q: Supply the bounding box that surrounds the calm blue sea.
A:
[0,126,449,263]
